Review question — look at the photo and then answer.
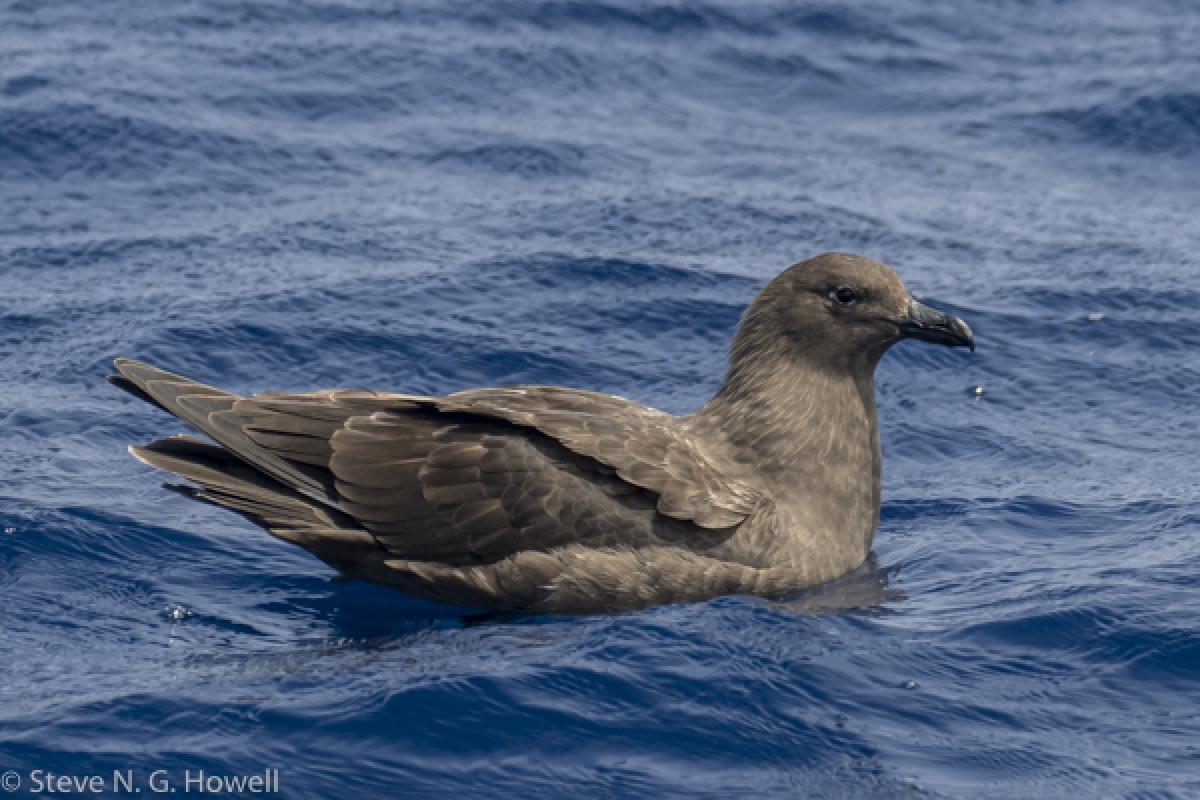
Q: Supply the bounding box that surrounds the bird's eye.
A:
[831,287,858,305]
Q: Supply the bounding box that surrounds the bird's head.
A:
[740,252,974,372]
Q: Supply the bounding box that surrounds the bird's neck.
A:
[690,334,883,563]
[698,348,880,480]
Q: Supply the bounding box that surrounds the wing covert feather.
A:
[435,386,760,529]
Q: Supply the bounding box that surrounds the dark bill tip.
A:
[898,298,975,352]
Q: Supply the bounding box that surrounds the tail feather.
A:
[112,358,336,503]
[132,435,382,569]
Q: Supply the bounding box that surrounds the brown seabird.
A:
[111,252,973,613]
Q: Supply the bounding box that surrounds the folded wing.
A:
[111,359,764,571]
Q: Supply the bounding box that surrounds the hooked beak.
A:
[897,298,975,351]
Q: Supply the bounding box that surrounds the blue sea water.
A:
[2,0,1199,797]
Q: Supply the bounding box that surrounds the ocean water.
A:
[2,0,1198,797]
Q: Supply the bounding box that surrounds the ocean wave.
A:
[0,104,347,181]
[1014,91,1200,157]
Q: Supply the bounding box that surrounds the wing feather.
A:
[436,387,761,529]
[113,360,763,575]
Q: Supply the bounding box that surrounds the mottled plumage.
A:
[112,253,973,613]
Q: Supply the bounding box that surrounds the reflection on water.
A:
[771,554,904,616]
